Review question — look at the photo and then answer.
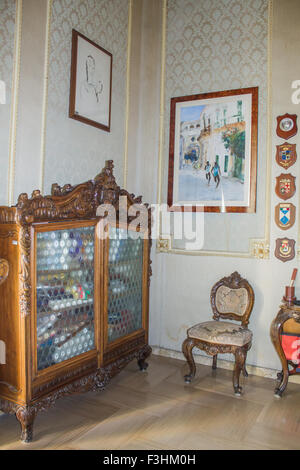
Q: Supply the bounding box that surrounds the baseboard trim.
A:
[151,346,300,384]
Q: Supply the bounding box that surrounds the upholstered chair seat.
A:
[187,321,253,347]
[182,272,254,396]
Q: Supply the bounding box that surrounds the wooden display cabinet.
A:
[0,161,152,442]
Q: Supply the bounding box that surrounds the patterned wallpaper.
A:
[0,0,16,204]
[163,0,269,252]
[44,0,129,193]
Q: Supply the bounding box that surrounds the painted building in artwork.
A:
[180,100,246,181]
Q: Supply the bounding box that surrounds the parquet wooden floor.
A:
[1,354,299,450]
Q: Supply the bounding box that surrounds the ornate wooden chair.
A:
[182,271,254,396]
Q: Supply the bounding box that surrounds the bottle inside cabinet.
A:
[36,226,95,371]
[107,226,144,343]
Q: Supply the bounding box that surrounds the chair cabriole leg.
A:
[182,337,196,383]
[233,347,247,396]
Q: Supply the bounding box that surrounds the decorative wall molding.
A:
[123,0,133,190]
[156,235,170,253]
[249,238,270,260]
[157,236,270,259]
[39,0,52,194]
[156,0,167,209]
[262,0,273,259]
[157,235,253,258]
[7,0,22,206]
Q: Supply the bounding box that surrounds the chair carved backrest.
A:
[210,271,254,327]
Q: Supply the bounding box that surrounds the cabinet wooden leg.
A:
[15,406,36,443]
[137,358,148,371]
[212,354,217,370]
[137,345,152,371]
[182,338,196,383]
[233,348,246,396]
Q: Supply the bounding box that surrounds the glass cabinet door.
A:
[107,226,144,343]
[36,225,95,371]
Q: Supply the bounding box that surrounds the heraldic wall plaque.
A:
[275,202,296,230]
[275,238,296,262]
[276,114,298,140]
[274,114,297,263]
[276,143,297,169]
[275,173,296,200]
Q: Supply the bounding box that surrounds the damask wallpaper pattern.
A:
[0,0,16,204]
[44,0,129,193]
[164,0,269,252]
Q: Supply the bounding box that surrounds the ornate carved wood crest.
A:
[276,143,297,169]
[275,202,296,230]
[275,238,295,262]
[275,173,296,200]
[276,114,298,140]
[0,160,152,319]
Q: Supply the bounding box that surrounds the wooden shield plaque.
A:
[275,173,296,200]
[275,202,296,230]
[276,114,297,140]
[275,238,295,262]
[276,143,297,169]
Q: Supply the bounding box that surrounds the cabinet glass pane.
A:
[36,226,95,371]
[108,227,144,343]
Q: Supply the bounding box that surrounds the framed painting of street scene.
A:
[167,87,258,212]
